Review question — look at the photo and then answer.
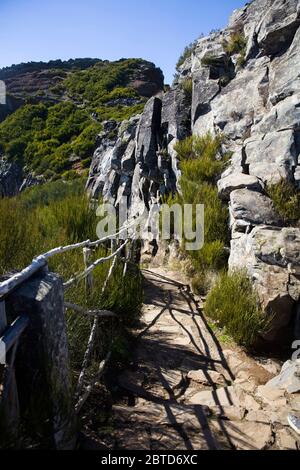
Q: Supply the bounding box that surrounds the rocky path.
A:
[102,268,300,450]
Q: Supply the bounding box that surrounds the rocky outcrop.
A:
[87,0,300,344]
[0,59,164,107]
[187,0,300,343]
[86,86,191,211]
[0,157,23,197]
[229,226,300,342]
[0,156,45,197]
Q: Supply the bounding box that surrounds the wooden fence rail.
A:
[0,221,137,449]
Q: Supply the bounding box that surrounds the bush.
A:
[204,271,269,348]
[223,32,247,56]
[223,31,247,69]
[181,78,193,102]
[267,179,300,226]
[0,59,148,179]
[171,134,230,274]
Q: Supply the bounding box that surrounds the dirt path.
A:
[101,268,300,450]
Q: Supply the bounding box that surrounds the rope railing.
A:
[0,217,139,421]
[64,302,117,319]
[74,240,129,413]
[63,240,129,290]
[0,217,138,298]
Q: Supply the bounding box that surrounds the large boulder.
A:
[244,130,298,184]
[257,0,300,56]
[229,226,300,342]
[218,173,264,201]
[229,189,282,234]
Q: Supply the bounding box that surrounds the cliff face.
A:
[87,0,300,343]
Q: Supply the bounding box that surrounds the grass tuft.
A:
[267,179,300,226]
[204,270,269,348]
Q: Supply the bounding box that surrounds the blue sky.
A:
[0,0,247,83]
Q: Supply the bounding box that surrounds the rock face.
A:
[86,87,191,211]
[87,0,300,344]
[190,0,300,343]
[0,157,23,197]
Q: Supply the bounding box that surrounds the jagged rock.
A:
[257,0,300,56]
[251,94,300,134]
[102,120,118,133]
[229,226,300,341]
[0,157,23,197]
[136,96,162,170]
[86,145,116,200]
[244,130,298,184]
[207,406,246,422]
[161,87,191,142]
[218,173,264,201]
[161,86,191,184]
[229,189,282,232]
[269,26,300,105]
[192,68,220,125]
[275,428,299,450]
[266,359,300,394]
[121,140,136,176]
[212,420,273,450]
[256,385,287,408]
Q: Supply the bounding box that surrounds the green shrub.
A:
[191,269,218,297]
[65,59,147,106]
[223,31,247,56]
[222,31,247,69]
[0,59,148,179]
[204,271,269,348]
[171,134,230,273]
[267,179,300,226]
[181,78,193,102]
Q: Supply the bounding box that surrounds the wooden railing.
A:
[0,223,136,449]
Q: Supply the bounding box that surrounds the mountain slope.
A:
[0,58,164,195]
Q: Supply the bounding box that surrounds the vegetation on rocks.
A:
[0,59,154,181]
[0,102,102,175]
[204,270,269,348]
[223,31,247,67]
[267,179,300,226]
[173,133,230,277]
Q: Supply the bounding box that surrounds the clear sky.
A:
[0,0,247,84]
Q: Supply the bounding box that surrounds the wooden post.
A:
[6,269,76,449]
[83,247,93,295]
